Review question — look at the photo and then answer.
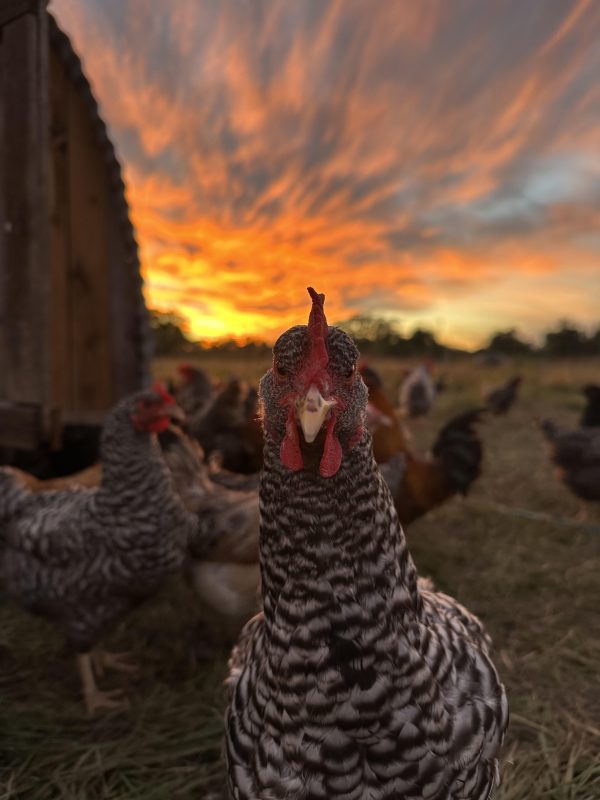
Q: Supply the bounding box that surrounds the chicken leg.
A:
[91,648,138,677]
[76,653,130,715]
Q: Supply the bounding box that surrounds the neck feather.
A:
[259,430,420,631]
[98,412,170,501]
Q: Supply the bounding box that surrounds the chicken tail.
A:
[431,408,485,495]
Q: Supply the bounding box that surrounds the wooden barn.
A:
[0,0,150,459]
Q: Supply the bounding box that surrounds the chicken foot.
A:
[76,653,131,715]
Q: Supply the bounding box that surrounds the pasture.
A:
[1,356,599,799]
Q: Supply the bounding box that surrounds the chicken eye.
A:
[274,362,289,378]
[344,364,356,380]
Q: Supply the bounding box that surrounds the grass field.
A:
[1,356,599,799]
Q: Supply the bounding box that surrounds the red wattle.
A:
[320,415,342,477]
[280,407,304,471]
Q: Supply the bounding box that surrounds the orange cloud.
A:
[51,0,600,348]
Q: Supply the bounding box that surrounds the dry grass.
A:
[1,356,599,799]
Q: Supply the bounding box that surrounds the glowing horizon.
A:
[51,0,599,350]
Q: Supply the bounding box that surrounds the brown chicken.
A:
[360,363,484,525]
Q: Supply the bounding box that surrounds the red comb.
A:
[152,380,175,405]
[306,287,328,373]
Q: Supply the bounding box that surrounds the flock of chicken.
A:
[0,287,598,799]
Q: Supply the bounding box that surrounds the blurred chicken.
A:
[484,375,523,415]
[187,378,263,474]
[361,363,483,524]
[581,384,600,428]
[157,426,260,640]
[175,363,214,417]
[206,455,260,492]
[0,386,203,713]
[539,419,600,519]
[398,360,436,419]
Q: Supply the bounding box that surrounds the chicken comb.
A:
[152,380,175,405]
[306,287,329,372]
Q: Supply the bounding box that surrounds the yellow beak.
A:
[297,385,336,443]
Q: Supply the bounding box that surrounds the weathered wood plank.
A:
[107,197,142,397]
[0,0,41,30]
[67,72,113,410]
[0,9,51,408]
[0,403,43,450]
[48,48,70,423]
[0,27,5,397]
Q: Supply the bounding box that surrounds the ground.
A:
[1,357,599,799]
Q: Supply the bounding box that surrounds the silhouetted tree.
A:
[150,310,200,356]
[543,322,588,357]
[487,329,533,355]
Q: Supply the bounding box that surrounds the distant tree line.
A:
[150,310,600,358]
[487,323,600,357]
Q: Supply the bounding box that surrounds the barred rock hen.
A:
[361,363,483,526]
[225,288,508,800]
[176,363,214,417]
[0,387,202,713]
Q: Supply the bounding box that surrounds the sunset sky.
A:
[51,0,599,349]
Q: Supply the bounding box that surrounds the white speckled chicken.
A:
[0,386,203,713]
[399,361,436,420]
[225,289,508,800]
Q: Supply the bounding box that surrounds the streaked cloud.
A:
[51,0,600,347]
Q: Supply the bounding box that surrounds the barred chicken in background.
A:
[361,363,484,525]
[226,288,507,800]
[398,361,436,419]
[157,425,261,640]
[186,377,264,474]
[538,419,600,520]
[0,386,204,713]
[175,363,214,417]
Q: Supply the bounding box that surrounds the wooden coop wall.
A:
[0,3,148,449]
[48,47,114,415]
[0,4,50,446]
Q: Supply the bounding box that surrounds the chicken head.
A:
[259,287,367,478]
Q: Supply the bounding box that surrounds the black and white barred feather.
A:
[225,320,507,800]
[0,390,201,652]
